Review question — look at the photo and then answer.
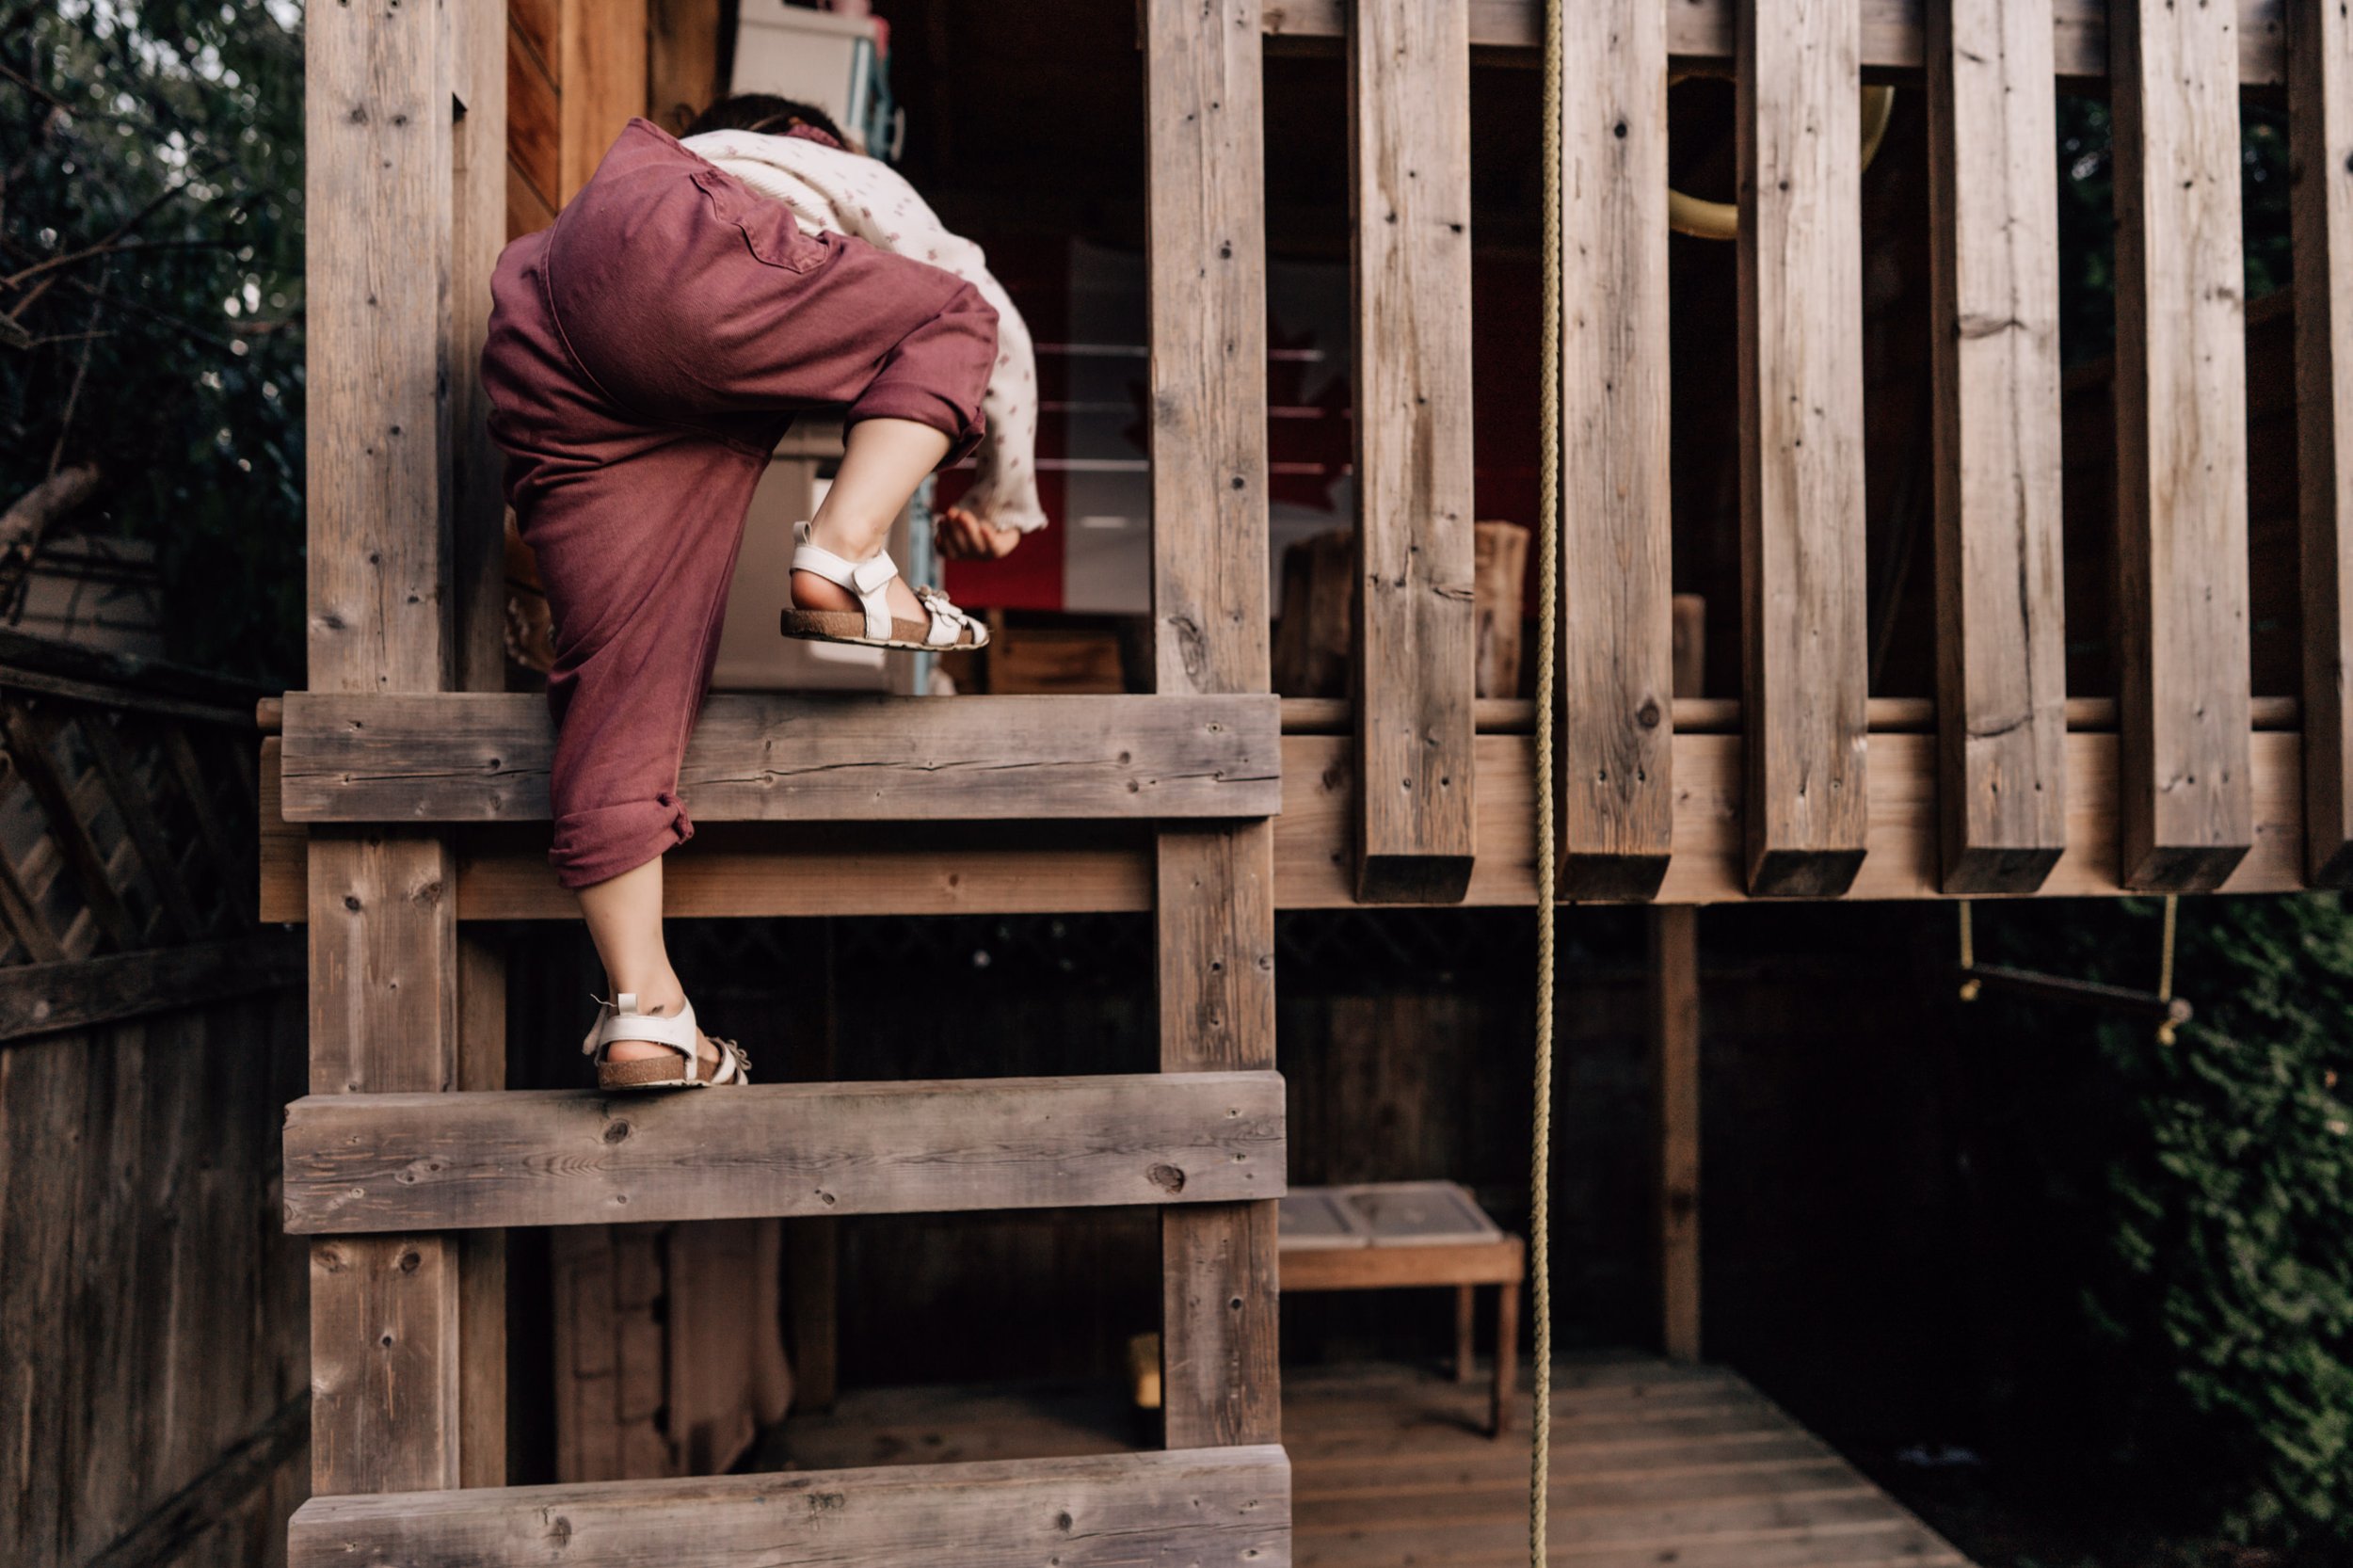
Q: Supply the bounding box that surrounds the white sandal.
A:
[582,993,749,1092]
[778,520,990,651]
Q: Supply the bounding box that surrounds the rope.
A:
[2155,894,2180,1045]
[1957,901,1980,1001]
[1529,0,1563,1558]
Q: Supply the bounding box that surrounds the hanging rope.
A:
[1529,0,1563,1558]
[2155,894,2180,1045]
[1957,900,1981,1001]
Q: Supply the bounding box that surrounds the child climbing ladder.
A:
[479,96,1048,1091]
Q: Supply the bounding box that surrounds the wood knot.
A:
[1636,698,1662,729]
[1147,1163,1187,1193]
[602,1120,632,1144]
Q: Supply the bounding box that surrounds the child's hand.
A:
[936,506,1024,560]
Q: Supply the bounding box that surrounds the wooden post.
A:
[1348,0,1477,904]
[1648,600,1705,1361]
[1557,0,1675,901]
[1926,0,2069,895]
[2109,0,2254,890]
[1145,0,1282,1451]
[1737,0,1870,897]
[303,0,472,1496]
[2294,0,2353,887]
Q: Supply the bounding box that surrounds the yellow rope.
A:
[1530,0,1562,1558]
[1957,901,1980,1001]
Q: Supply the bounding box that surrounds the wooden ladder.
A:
[278,2,1312,1562]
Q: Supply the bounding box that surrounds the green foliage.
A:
[2089,897,2353,1548]
[1978,897,2353,1554]
[0,1,304,680]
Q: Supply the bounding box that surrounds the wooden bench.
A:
[1278,1181,1525,1437]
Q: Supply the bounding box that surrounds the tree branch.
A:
[0,463,104,548]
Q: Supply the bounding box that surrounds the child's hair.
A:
[684,93,851,149]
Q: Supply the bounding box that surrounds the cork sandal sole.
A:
[594,1039,746,1093]
[779,607,986,652]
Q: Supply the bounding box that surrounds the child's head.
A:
[684,93,852,151]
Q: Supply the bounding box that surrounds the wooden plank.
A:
[2110,0,2255,889]
[1929,0,2070,894]
[456,933,506,1490]
[278,692,1282,823]
[454,0,509,694]
[1737,0,1871,896]
[1259,0,2289,82]
[1145,0,1284,1458]
[2295,0,2353,884]
[83,1397,308,1568]
[282,1071,1288,1233]
[648,0,725,135]
[291,1446,1290,1568]
[1556,0,1674,900]
[1280,1239,1524,1291]
[558,0,648,203]
[1348,0,1477,903]
[505,19,560,217]
[0,834,65,963]
[0,933,302,1043]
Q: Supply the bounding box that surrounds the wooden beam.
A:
[278,693,1281,823]
[1555,0,1674,900]
[1349,0,1477,904]
[0,932,302,1043]
[1737,0,1871,896]
[2294,0,2353,885]
[283,1071,1288,1233]
[289,1446,1291,1568]
[262,728,2318,919]
[453,0,509,694]
[302,0,466,1500]
[2110,0,2255,890]
[1928,0,2070,893]
[1145,0,1283,1456]
[1259,0,2290,83]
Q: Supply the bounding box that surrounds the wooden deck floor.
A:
[769,1356,1975,1568]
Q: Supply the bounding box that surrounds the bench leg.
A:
[1491,1278,1519,1439]
[1454,1284,1477,1384]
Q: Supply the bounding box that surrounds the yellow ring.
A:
[1667,85,1897,242]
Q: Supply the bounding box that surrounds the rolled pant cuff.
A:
[846,388,985,467]
[550,792,695,890]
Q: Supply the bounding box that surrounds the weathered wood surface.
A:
[260,728,2316,919]
[303,0,467,1500]
[1261,0,2285,82]
[1349,0,1477,904]
[1649,906,1702,1361]
[453,0,508,693]
[1738,0,1871,896]
[283,1071,1287,1233]
[0,932,301,1043]
[1928,0,2070,894]
[290,1446,1290,1568]
[1146,0,1285,1456]
[2110,0,2254,889]
[278,692,1282,823]
[1279,1239,1524,1291]
[1556,0,1673,900]
[2296,0,2353,884]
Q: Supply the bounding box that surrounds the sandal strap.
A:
[913,584,982,648]
[792,520,899,641]
[583,992,700,1058]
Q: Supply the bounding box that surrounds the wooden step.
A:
[287,1444,1290,1568]
[278,691,1279,824]
[283,1070,1285,1233]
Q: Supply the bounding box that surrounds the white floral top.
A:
[683,128,1048,535]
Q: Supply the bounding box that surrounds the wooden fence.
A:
[0,630,306,1568]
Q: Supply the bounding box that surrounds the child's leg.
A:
[575,856,694,1064]
[790,416,952,621]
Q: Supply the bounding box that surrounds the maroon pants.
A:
[482,120,996,888]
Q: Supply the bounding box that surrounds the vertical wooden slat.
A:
[1557,0,1675,901]
[1348,0,1477,904]
[303,0,463,1499]
[2110,0,2254,890]
[2294,0,2353,886]
[1737,0,1870,897]
[453,0,510,696]
[557,0,649,203]
[1144,0,1281,1452]
[457,934,506,1490]
[1928,0,2070,894]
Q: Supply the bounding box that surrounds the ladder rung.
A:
[278,692,1281,824]
[283,1071,1286,1233]
[288,1445,1290,1567]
